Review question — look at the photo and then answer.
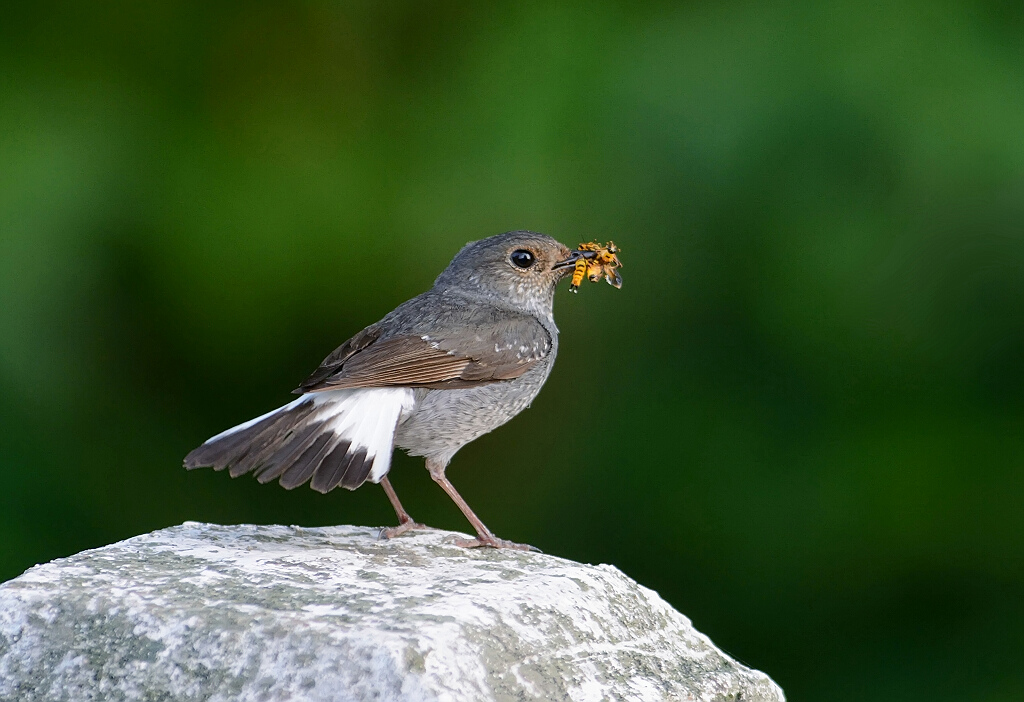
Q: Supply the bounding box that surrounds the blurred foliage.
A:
[2,1,1023,699]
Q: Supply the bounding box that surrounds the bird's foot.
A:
[454,535,542,553]
[379,522,436,540]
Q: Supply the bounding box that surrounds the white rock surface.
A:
[0,522,784,702]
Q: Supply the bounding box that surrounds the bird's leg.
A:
[426,459,540,552]
[378,475,434,539]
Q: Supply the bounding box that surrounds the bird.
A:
[184,231,581,550]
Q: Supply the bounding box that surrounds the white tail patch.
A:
[307,388,416,482]
[203,387,416,484]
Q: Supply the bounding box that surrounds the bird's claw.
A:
[379,522,436,540]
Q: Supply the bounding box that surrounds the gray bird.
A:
[185,231,582,550]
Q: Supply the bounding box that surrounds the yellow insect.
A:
[568,241,623,293]
[570,255,591,290]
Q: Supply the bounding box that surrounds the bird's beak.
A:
[552,250,589,270]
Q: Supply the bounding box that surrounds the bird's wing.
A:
[294,324,382,391]
[295,314,552,393]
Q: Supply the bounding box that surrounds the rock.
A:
[0,522,784,702]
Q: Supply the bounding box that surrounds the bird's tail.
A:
[184,388,416,492]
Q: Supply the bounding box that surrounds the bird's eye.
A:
[510,249,536,269]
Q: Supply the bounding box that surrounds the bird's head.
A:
[434,231,575,318]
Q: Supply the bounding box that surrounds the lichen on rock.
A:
[0,522,784,701]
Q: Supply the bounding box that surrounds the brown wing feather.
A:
[298,335,543,392]
[296,309,551,393]
[300,335,536,391]
[295,324,382,391]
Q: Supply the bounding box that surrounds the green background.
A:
[2,2,1022,699]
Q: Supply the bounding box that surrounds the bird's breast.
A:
[394,351,557,464]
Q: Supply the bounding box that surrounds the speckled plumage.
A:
[385,263,562,465]
[186,231,575,549]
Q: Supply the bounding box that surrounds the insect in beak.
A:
[551,250,595,270]
[561,241,623,292]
